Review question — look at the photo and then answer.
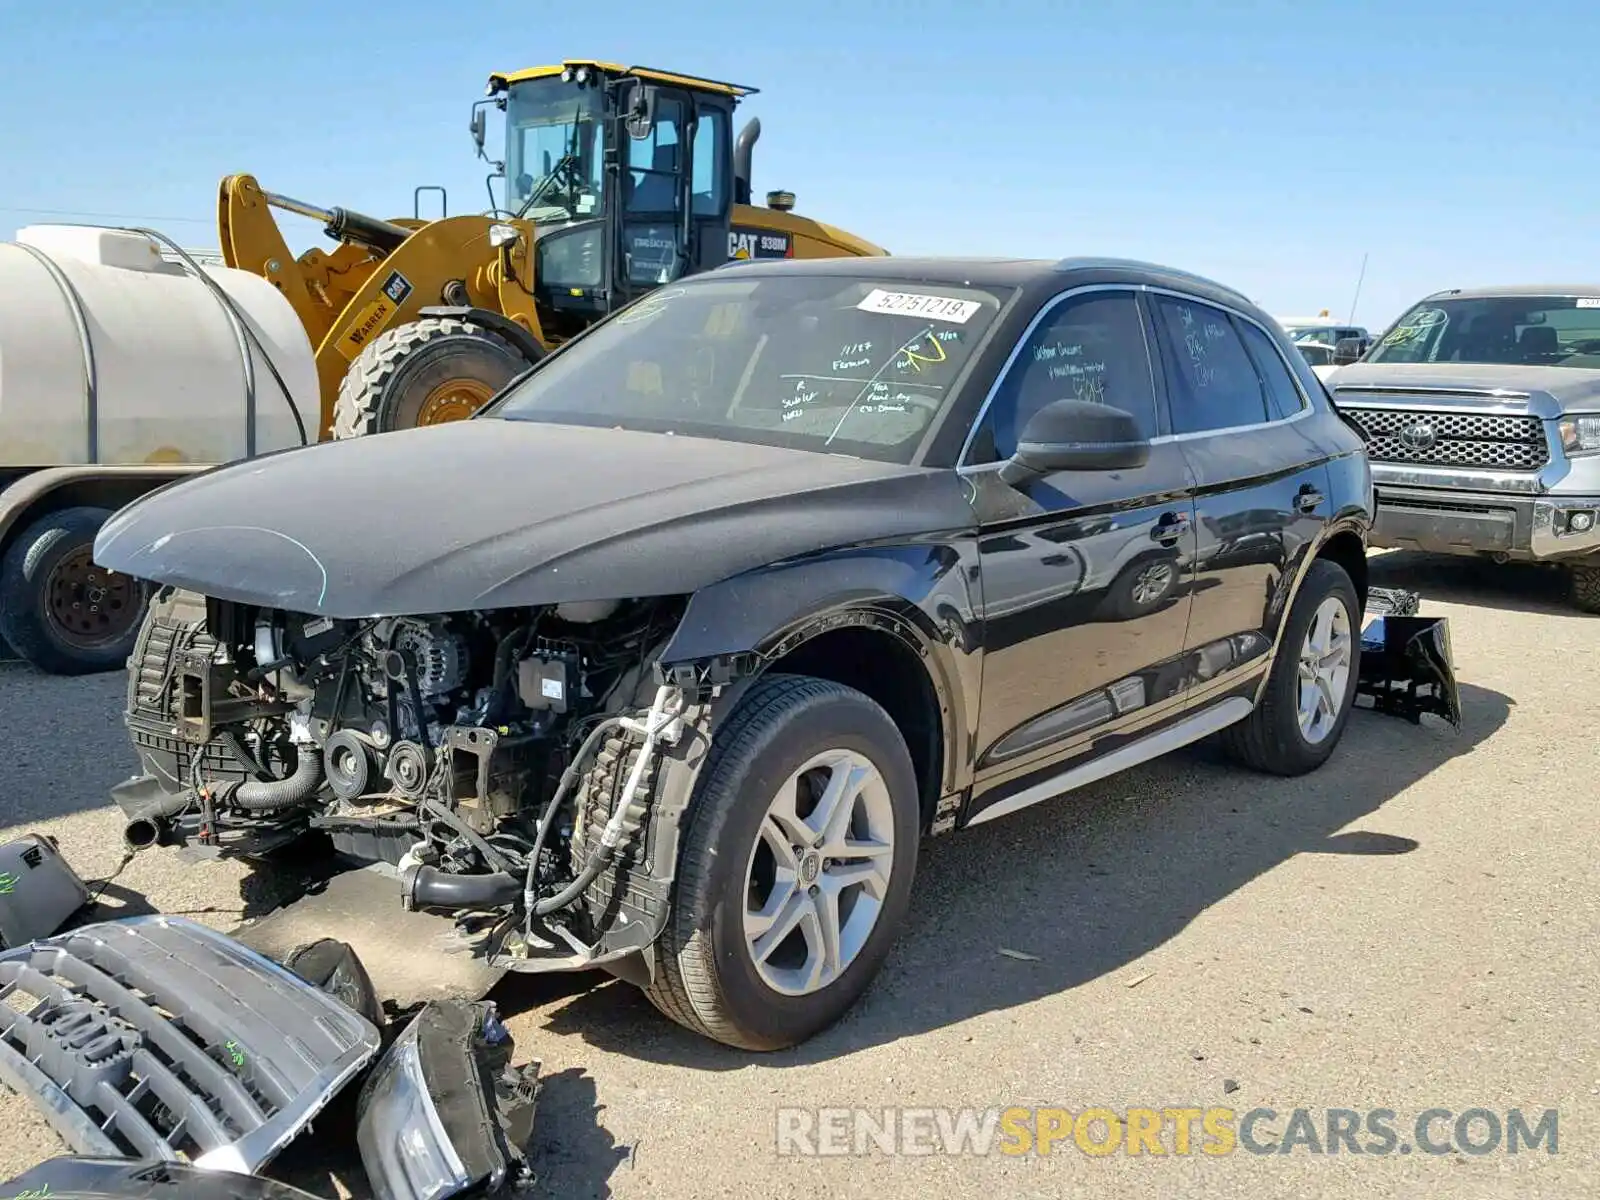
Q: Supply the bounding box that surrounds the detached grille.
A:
[1342,407,1550,470]
[0,917,378,1170]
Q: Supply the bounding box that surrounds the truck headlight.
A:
[1558,414,1600,456]
[356,1001,541,1200]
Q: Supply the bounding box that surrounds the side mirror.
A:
[997,399,1150,487]
[1333,337,1365,365]
[470,108,487,157]
[626,85,659,140]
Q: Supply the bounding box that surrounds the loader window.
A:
[692,109,729,217]
[505,78,604,221]
[490,274,1014,463]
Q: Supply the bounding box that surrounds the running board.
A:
[965,696,1253,827]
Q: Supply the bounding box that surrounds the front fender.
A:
[659,541,983,794]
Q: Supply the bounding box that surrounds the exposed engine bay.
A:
[112,587,703,972]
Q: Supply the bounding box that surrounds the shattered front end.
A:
[1356,586,1462,728]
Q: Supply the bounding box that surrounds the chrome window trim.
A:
[956,281,1315,470]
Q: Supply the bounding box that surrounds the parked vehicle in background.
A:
[96,255,1376,1052]
[1277,315,1372,382]
[1329,285,1600,611]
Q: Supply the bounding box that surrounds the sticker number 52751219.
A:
[856,288,982,324]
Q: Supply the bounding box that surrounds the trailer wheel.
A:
[0,506,148,676]
[1569,563,1600,614]
[331,316,532,439]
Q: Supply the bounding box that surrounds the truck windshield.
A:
[504,78,604,223]
[1368,295,1600,369]
[490,273,1015,463]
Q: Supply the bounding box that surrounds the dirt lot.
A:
[1,551,1595,1198]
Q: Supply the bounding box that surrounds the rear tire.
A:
[1220,558,1360,776]
[330,316,534,439]
[644,674,920,1051]
[1569,563,1600,614]
[0,506,147,676]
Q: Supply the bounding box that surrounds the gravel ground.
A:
[1,550,1595,1198]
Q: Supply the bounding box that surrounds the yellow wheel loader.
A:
[218,60,888,440]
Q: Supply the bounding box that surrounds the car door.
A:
[1146,290,1333,705]
[959,286,1199,824]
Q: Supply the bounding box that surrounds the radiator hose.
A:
[402,864,523,912]
[212,746,325,811]
[122,746,326,850]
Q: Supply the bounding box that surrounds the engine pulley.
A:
[386,740,430,799]
[325,729,378,801]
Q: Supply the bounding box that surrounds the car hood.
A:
[94,419,977,617]
[1329,361,1600,408]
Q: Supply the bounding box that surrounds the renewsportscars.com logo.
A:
[775,1106,1559,1158]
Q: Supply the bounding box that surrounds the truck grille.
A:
[0,916,378,1170]
[1342,407,1550,471]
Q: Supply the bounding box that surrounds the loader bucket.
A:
[1355,588,1461,728]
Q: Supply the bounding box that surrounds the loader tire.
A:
[1569,563,1600,614]
[331,316,533,439]
[0,506,148,676]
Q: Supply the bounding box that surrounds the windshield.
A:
[491,273,1015,463]
[1284,325,1338,346]
[1295,342,1336,366]
[503,78,604,223]
[1368,295,1600,369]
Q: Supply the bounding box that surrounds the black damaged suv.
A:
[99,256,1373,1050]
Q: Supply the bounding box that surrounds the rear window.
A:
[1368,295,1600,369]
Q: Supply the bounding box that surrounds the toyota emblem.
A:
[1399,420,1438,452]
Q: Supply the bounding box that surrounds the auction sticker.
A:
[1577,298,1600,308]
[857,288,981,324]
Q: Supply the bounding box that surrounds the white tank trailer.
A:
[0,224,318,675]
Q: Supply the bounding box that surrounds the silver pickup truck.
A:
[1327,285,1600,612]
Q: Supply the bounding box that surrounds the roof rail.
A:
[1053,256,1249,301]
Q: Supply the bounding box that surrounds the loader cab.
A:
[483,62,746,332]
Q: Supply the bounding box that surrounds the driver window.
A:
[975,289,1159,462]
[626,98,684,214]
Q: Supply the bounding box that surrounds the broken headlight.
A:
[355,1000,540,1200]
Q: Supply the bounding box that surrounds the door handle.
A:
[1150,511,1190,545]
[1295,487,1325,514]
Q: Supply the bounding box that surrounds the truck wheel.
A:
[331,316,533,439]
[644,674,920,1050]
[1219,558,1361,776]
[0,506,147,676]
[1569,563,1600,614]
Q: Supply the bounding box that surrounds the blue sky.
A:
[0,0,1592,329]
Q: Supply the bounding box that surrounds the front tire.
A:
[1220,557,1361,776]
[330,316,534,439]
[645,674,920,1051]
[1569,562,1600,614]
[0,506,147,675]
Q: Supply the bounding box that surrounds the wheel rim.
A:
[743,749,896,997]
[415,377,495,426]
[1132,562,1173,606]
[43,547,139,650]
[1297,595,1352,744]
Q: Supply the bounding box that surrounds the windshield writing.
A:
[1369,296,1600,369]
[504,79,604,222]
[491,275,1013,463]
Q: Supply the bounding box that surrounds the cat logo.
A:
[728,229,793,261]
